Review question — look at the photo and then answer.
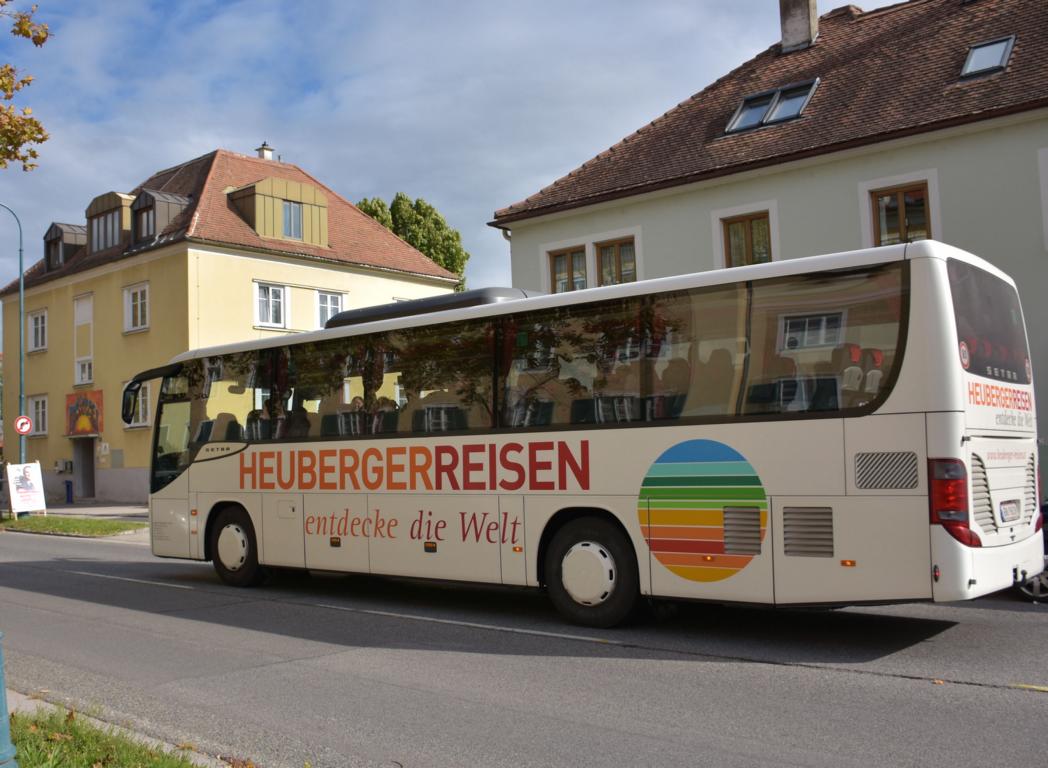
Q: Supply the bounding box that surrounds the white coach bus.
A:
[123,240,1043,626]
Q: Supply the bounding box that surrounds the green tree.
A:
[357,192,470,288]
[0,1,49,171]
[356,196,393,230]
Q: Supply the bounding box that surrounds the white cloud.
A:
[0,0,903,293]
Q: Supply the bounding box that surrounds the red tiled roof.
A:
[3,149,456,296]
[492,0,1048,226]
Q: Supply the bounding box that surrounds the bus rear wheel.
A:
[545,517,639,628]
[210,507,264,587]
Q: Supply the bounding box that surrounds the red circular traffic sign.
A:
[13,415,33,435]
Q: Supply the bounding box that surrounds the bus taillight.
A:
[929,458,982,548]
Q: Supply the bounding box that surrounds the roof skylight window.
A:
[961,36,1014,77]
[726,79,819,133]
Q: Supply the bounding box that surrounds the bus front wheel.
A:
[545,517,639,628]
[210,507,265,587]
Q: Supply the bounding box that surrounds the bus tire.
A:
[210,507,264,587]
[545,516,639,628]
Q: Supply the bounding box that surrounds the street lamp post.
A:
[0,202,25,464]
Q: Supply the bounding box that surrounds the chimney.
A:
[780,0,818,53]
[255,141,274,161]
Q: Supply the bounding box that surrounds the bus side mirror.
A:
[121,381,141,425]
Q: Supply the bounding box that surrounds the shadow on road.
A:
[0,552,962,666]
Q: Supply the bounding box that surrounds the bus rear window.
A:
[947,259,1030,384]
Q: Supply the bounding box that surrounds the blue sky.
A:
[0,0,899,291]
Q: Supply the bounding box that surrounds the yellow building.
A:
[1,146,457,501]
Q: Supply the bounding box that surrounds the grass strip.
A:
[0,515,147,537]
[9,708,199,767]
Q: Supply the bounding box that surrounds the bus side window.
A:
[745,264,904,415]
[652,283,747,419]
[393,320,494,433]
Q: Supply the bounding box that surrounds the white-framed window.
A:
[123,381,151,427]
[858,170,941,248]
[256,282,288,328]
[317,291,343,328]
[90,209,121,252]
[75,359,93,385]
[28,395,47,435]
[779,312,845,351]
[283,200,303,239]
[123,282,149,331]
[28,308,47,351]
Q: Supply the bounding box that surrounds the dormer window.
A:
[136,206,155,240]
[46,239,62,270]
[43,222,86,270]
[961,36,1014,78]
[229,178,327,247]
[130,189,190,245]
[90,209,120,252]
[283,200,303,239]
[726,79,819,133]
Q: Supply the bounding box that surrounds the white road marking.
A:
[66,570,197,590]
[314,602,613,645]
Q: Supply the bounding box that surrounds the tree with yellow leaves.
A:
[0,1,49,170]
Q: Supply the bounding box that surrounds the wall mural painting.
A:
[66,390,103,436]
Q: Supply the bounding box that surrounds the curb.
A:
[6,688,230,768]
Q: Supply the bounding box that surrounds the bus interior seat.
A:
[696,348,734,413]
[835,344,864,390]
[414,406,467,433]
[862,348,885,395]
[245,411,274,440]
[659,358,691,396]
[373,410,399,434]
[570,398,595,424]
[207,413,236,442]
[194,420,214,443]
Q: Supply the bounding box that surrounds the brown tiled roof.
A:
[3,149,456,296]
[492,0,1048,226]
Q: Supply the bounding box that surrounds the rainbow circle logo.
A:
[638,439,767,583]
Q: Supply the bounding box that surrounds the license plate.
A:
[999,499,1021,523]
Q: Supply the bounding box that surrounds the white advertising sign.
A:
[7,461,47,514]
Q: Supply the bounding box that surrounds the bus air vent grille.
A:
[1022,455,1036,525]
[970,454,996,535]
[783,507,834,557]
[723,506,762,555]
[855,452,918,490]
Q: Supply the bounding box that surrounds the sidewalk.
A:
[42,502,148,521]
[5,688,228,767]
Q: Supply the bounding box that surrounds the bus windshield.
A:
[948,258,1031,384]
[152,371,192,492]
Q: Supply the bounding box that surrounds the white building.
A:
[490,0,1048,453]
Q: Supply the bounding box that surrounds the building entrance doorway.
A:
[72,437,96,499]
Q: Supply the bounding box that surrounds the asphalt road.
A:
[0,530,1045,768]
